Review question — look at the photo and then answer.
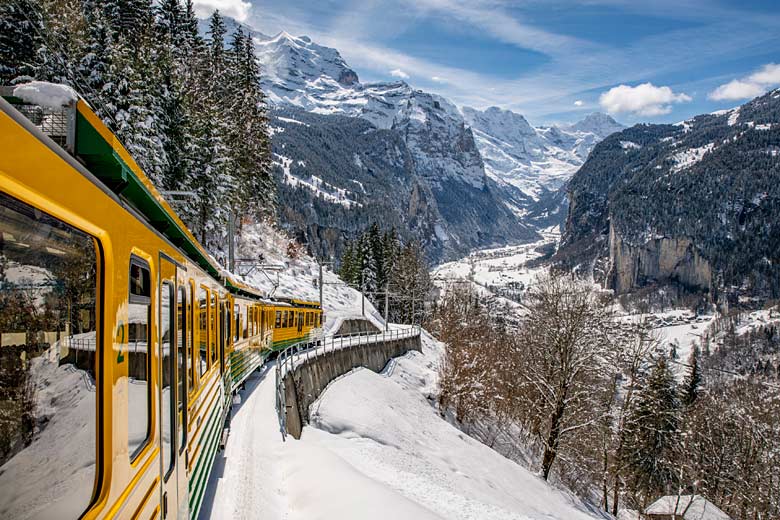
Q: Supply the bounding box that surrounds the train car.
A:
[0,88,312,520]
[269,298,323,352]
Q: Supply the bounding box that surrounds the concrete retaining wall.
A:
[334,318,381,335]
[282,335,421,439]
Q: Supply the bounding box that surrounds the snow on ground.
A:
[670,143,714,173]
[273,153,362,209]
[201,334,604,520]
[233,220,384,330]
[431,227,558,309]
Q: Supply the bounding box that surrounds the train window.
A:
[282,310,288,328]
[160,282,175,479]
[128,257,151,461]
[243,306,249,338]
[198,287,208,377]
[275,311,281,328]
[234,304,240,342]
[0,193,99,519]
[210,294,217,365]
[187,285,195,391]
[177,287,187,453]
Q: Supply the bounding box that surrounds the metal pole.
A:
[361,270,365,317]
[319,263,323,309]
[228,209,235,273]
[384,284,389,332]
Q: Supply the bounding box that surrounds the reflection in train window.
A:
[198,287,208,377]
[177,287,187,452]
[0,192,99,519]
[128,258,151,460]
[234,304,240,342]
[161,282,174,478]
[210,294,217,365]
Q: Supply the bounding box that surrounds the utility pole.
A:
[319,263,323,309]
[228,208,235,273]
[384,283,389,331]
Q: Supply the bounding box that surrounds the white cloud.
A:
[431,76,447,83]
[709,80,766,101]
[599,83,692,116]
[389,68,409,79]
[574,100,584,107]
[709,63,780,100]
[193,0,251,22]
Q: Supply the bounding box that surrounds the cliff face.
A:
[556,89,780,300]
[607,224,712,295]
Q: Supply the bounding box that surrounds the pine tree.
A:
[226,26,274,216]
[359,234,377,295]
[77,1,116,123]
[681,344,702,406]
[0,0,45,84]
[625,356,680,503]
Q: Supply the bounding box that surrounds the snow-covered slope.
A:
[201,331,605,520]
[462,107,623,203]
[233,220,384,328]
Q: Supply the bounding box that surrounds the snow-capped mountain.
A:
[462,106,624,202]
[558,88,780,299]
[249,28,537,261]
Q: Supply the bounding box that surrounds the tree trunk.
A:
[541,395,566,480]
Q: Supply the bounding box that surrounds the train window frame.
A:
[234,304,240,342]
[198,286,209,378]
[178,285,189,454]
[275,311,281,328]
[160,281,176,481]
[210,293,218,366]
[243,305,249,339]
[128,256,152,463]
[0,192,104,519]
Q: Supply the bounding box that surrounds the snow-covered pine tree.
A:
[624,355,680,504]
[226,26,274,217]
[77,0,116,122]
[381,228,400,290]
[0,0,45,84]
[359,234,378,296]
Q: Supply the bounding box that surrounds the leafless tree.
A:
[512,273,615,480]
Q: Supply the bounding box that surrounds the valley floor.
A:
[198,333,604,520]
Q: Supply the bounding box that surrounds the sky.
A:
[193,0,780,125]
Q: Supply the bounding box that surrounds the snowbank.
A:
[12,81,78,108]
[288,334,602,520]
[201,332,603,520]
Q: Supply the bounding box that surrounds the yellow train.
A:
[0,90,320,519]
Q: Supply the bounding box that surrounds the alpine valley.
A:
[209,17,625,262]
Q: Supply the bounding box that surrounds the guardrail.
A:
[274,326,421,440]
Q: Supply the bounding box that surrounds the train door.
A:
[159,256,182,518]
[219,300,227,375]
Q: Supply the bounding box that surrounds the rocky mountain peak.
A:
[567,112,624,138]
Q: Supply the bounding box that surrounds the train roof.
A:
[2,84,269,301]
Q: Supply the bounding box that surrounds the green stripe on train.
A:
[188,398,225,520]
[270,334,311,352]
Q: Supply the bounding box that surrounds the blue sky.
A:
[195,0,780,125]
